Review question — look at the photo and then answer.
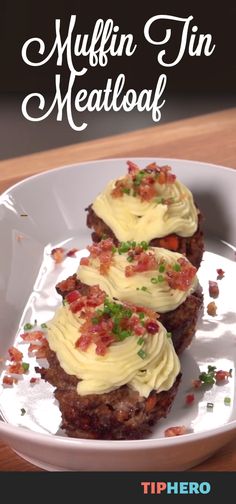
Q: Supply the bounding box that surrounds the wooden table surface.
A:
[0,107,236,472]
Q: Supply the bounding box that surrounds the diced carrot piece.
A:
[159,235,179,251]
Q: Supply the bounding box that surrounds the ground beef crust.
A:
[86,204,204,269]
[37,347,181,440]
[56,277,203,355]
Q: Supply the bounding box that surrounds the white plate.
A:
[0,157,236,472]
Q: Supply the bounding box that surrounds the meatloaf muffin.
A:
[86,161,204,269]
[38,285,181,440]
[57,239,203,354]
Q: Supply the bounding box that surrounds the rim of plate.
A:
[0,156,236,450]
[1,157,236,199]
[0,414,236,449]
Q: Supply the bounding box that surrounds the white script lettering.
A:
[22,15,137,74]
[21,73,167,130]
[144,15,215,67]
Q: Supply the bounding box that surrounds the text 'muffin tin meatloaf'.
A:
[38,285,181,440]
[57,239,203,354]
[86,161,204,269]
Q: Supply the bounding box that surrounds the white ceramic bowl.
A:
[0,157,236,471]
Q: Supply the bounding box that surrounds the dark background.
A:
[0,0,235,159]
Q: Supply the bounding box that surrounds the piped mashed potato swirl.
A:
[78,246,198,313]
[47,303,180,398]
[92,175,198,243]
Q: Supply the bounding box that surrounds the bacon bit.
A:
[80,257,90,266]
[8,346,23,362]
[139,184,157,200]
[75,334,92,352]
[34,346,48,358]
[111,179,130,198]
[84,238,115,275]
[65,290,80,304]
[66,248,79,257]
[127,160,140,175]
[145,394,157,412]
[159,235,179,251]
[111,162,176,201]
[56,275,77,294]
[20,330,45,342]
[125,251,157,277]
[216,268,225,280]
[207,301,217,317]
[166,258,196,291]
[69,298,86,313]
[28,338,48,358]
[209,280,219,299]
[192,379,202,389]
[74,294,158,356]
[164,425,187,437]
[66,285,106,315]
[28,343,41,353]
[16,234,25,242]
[51,247,65,264]
[30,377,39,383]
[215,370,231,382]
[185,393,195,405]
[3,375,14,386]
[7,362,25,375]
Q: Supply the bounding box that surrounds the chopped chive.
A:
[140,241,149,250]
[92,317,100,324]
[41,323,47,329]
[133,171,146,186]
[112,246,117,253]
[20,408,26,416]
[137,337,144,345]
[118,242,132,254]
[119,330,131,341]
[24,323,33,331]
[199,365,217,385]
[206,402,214,411]
[138,312,145,320]
[123,308,132,318]
[173,263,181,272]
[138,349,146,359]
[62,299,67,306]
[158,264,165,273]
[224,397,231,406]
[140,286,150,293]
[22,362,30,372]
[208,365,217,373]
[151,277,158,284]
[151,275,164,284]
[166,332,172,338]
[127,255,134,262]
[199,372,215,384]
[155,197,164,204]
[122,187,130,194]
